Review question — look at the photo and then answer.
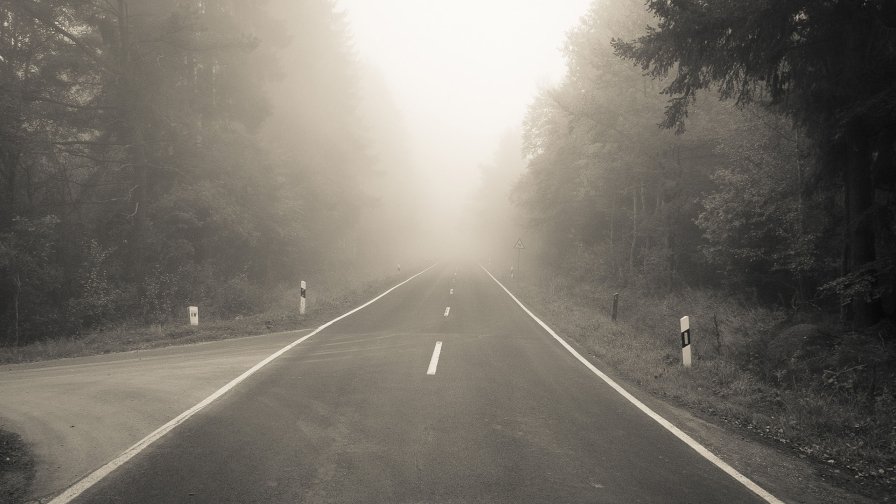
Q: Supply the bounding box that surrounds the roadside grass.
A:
[0,428,34,504]
[507,269,896,499]
[0,269,412,365]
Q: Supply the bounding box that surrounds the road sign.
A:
[513,238,524,278]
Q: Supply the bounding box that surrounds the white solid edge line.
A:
[480,265,784,504]
[426,341,443,375]
[48,264,438,504]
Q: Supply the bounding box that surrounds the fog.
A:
[4,0,893,346]
[336,0,591,257]
[3,4,895,499]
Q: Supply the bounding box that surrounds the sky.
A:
[335,0,593,223]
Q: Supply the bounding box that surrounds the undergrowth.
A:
[0,428,34,504]
[510,269,896,498]
[0,269,410,365]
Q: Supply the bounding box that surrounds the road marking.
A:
[481,265,784,504]
[47,264,438,504]
[444,306,450,317]
[426,341,443,375]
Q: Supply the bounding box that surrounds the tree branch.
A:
[15,1,116,76]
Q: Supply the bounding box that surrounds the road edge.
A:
[481,265,784,504]
[46,264,437,504]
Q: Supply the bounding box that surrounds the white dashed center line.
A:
[426,341,443,375]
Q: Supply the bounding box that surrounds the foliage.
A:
[0,0,386,344]
[695,106,837,300]
[65,240,122,330]
[512,0,896,329]
[516,0,717,286]
[612,0,896,327]
[0,216,61,345]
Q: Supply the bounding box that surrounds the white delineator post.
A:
[300,281,307,315]
[189,306,199,326]
[680,316,692,368]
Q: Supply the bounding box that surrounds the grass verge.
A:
[0,428,34,504]
[0,269,413,365]
[506,268,895,501]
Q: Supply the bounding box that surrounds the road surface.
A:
[0,328,314,499]
[17,264,779,503]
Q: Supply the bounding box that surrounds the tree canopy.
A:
[612,0,896,326]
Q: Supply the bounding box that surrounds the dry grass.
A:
[510,269,896,499]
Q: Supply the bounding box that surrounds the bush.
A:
[210,274,269,317]
[65,240,122,331]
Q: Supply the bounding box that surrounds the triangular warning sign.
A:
[513,238,525,249]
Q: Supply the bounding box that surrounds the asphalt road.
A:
[0,328,313,499]
[49,264,774,503]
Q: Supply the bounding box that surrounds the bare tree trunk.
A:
[795,132,805,301]
[609,194,615,250]
[843,130,879,327]
[13,272,20,347]
[116,0,150,301]
[609,191,617,282]
[629,185,638,279]
[641,178,649,251]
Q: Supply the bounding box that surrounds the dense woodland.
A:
[3,0,896,349]
[475,0,896,335]
[0,0,423,345]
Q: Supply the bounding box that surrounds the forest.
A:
[2,0,894,376]
[469,0,896,330]
[0,0,428,346]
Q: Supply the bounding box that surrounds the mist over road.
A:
[35,264,774,504]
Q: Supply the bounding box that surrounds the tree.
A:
[517,0,717,286]
[695,104,831,301]
[0,0,396,344]
[613,0,896,326]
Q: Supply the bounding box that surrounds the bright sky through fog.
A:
[336,0,592,225]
